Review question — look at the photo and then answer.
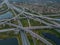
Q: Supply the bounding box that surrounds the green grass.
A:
[0,5,60,45]
[30,19,45,26]
[32,29,60,45]
[20,18,29,27]
[0,4,8,14]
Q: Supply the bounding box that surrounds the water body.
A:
[0,38,18,45]
[42,32,60,45]
[0,12,13,20]
[0,0,3,3]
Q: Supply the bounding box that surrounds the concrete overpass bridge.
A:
[0,0,60,45]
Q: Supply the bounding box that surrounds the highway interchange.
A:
[0,0,60,45]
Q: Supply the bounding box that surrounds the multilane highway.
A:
[0,0,60,45]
